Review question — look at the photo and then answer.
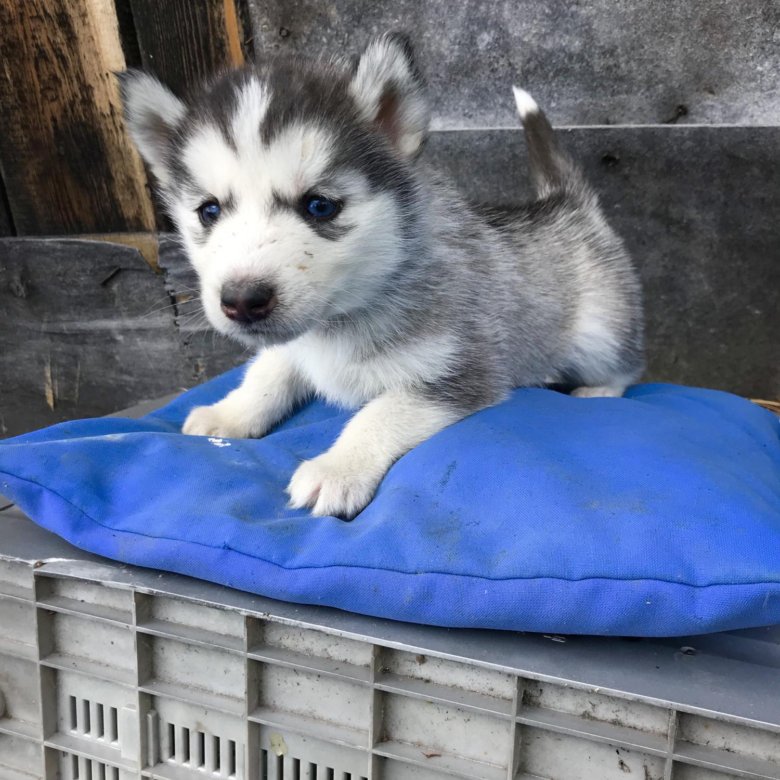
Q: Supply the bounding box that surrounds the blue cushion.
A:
[1,365,779,636]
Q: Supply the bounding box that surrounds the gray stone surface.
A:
[247,0,780,128]
[0,239,193,438]
[0,237,246,438]
[0,177,13,236]
[424,125,780,397]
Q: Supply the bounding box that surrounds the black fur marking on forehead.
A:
[166,155,196,195]
[259,56,358,146]
[182,69,258,149]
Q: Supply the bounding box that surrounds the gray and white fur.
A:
[119,33,644,519]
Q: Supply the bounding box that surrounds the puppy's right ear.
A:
[349,32,429,158]
[117,70,186,186]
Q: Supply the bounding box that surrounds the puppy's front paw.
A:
[571,384,626,398]
[182,402,252,439]
[287,453,381,519]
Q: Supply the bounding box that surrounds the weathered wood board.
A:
[0,178,13,237]
[128,0,251,95]
[0,0,155,235]
[0,239,192,437]
[246,0,780,127]
[157,235,246,382]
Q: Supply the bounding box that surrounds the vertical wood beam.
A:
[128,0,251,96]
[0,0,156,234]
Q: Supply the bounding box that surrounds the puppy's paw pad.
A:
[182,404,249,438]
[287,455,379,519]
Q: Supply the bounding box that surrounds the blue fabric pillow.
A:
[1,365,779,636]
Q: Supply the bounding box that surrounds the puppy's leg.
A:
[570,363,642,398]
[287,390,459,519]
[183,347,307,438]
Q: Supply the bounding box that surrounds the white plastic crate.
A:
[1,504,780,780]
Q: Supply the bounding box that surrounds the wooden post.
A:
[0,0,156,235]
[128,0,251,97]
[0,179,13,236]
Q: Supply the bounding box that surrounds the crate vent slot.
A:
[213,734,222,773]
[182,726,191,763]
[197,730,206,768]
[64,753,118,780]
[162,719,236,776]
[167,722,176,760]
[258,749,362,780]
[95,702,104,738]
[229,738,237,777]
[108,706,118,743]
[69,695,116,742]
[260,750,284,779]
[82,699,91,736]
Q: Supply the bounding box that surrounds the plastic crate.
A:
[1,516,780,780]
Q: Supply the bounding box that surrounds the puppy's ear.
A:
[349,32,430,158]
[117,70,186,186]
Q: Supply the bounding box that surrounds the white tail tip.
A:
[512,86,539,119]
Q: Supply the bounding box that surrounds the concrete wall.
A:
[247,0,780,127]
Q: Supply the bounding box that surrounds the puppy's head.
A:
[119,33,429,346]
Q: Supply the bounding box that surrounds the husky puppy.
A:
[120,33,644,519]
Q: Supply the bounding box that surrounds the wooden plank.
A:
[112,0,143,69]
[74,233,160,271]
[158,235,245,383]
[0,0,156,235]
[0,176,14,236]
[129,0,251,96]
[0,238,189,438]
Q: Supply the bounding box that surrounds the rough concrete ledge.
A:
[246,0,780,128]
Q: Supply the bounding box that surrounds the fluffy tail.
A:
[512,86,582,199]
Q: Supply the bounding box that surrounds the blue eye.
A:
[304,195,341,220]
[197,199,221,226]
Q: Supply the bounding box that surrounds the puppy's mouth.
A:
[220,303,314,346]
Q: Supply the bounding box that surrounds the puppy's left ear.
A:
[349,32,430,158]
[117,70,186,187]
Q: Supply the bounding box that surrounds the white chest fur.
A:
[289,330,457,407]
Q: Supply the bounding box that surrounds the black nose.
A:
[220,282,277,323]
